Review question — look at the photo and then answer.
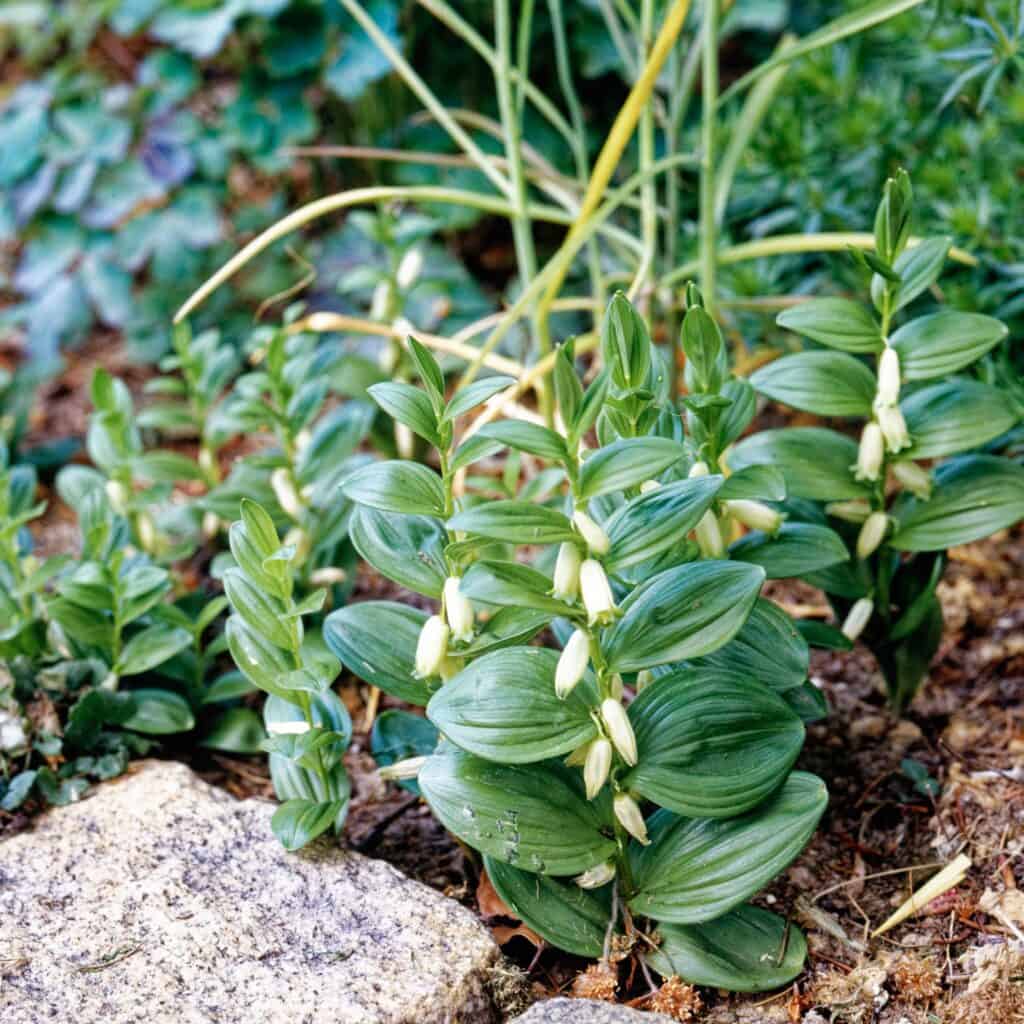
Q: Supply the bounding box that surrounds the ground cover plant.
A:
[1,0,1023,1015]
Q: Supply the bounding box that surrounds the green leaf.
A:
[367,382,439,445]
[116,623,192,677]
[578,438,686,500]
[728,428,868,501]
[604,562,764,672]
[202,670,257,703]
[630,772,827,922]
[456,607,552,657]
[890,312,1008,381]
[122,688,195,735]
[884,236,951,313]
[624,668,804,817]
[750,352,876,417]
[444,376,516,421]
[775,298,883,353]
[271,798,344,852]
[201,707,266,753]
[405,336,445,410]
[419,748,616,875]
[427,648,597,764]
[681,307,724,393]
[646,905,808,993]
[689,598,808,691]
[349,506,447,598]
[343,460,447,517]
[782,680,831,722]
[795,620,852,650]
[461,561,574,616]
[602,292,651,391]
[718,465,786,502]
[323,601,433,704]
[447,500,574,545]
[604,476,723,573]
[371,710,439,795]
[889,455,1024,552]
[476,421,568,461]
[902,380,1018,460]
[449,434,505,474]
[225,616,295,701]
[729,522,849,579]
[222,569,295,651]
[486,856,613,957]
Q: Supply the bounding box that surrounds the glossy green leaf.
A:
[782,680,830,722]
[367,381,439,444]
[889,455,1024,551]
[624,667,804,817]
[428,648,597,764]
[605,562,765,672]
[222,568,295,650]
[116,623,192,677]
[729,522,849,579]
[455,606,553,656]
[122,688,195,735]
[902,380,1018,460]
[728,428,868,501]
[349,506,447,598]
[775,298,883,353]
[477,421,568,460]
[271,798,344,852]
[323,601,433,705]
[578,438,685,500]
[447,500,574,545]
[444,376,516,420]
[718,465,787,502]
[225,616,295,701]
[201,707,266,753]
[750,351,875,417]
[690,598,808,691]
[371,710,438,795]
[630,772,827,922]
[885,236,951,312]
[891,311,1008,381]
[604,476,723,573]
[461,561,575,617]
[342,460,446,517]
[646,905,808,992]
[419,748,616,875]
[486,856,612,957]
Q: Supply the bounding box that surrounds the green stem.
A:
[699,0,719,313]
[638,0,657,309]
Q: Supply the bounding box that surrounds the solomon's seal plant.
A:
[734,171,1024,710]
[325,303,829,992]
[223,498,351,851]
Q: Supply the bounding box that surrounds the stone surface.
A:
[0,761,500,1024]
[511,999,675,1023]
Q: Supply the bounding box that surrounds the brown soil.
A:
[4,341,1022,1023]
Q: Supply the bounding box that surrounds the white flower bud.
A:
[202,511,221,540]
[309,567,347,587]
[271,467,305,521]
[635,669,654,693]
[584,738,612,799]
[0,710,27,753]
[613,793,649,845]
[379,755,427,781]
[724,499,783,535]
[601,698,638,766]
[564,743,589,767]
[575,861,616,889]
[826,500,872,524]
[283,527,311,565]
[552,542,582,601]
[556,629,590,699]
[639,479,661,494]
[688,460,710,478]
[136,511,158,554]
[266,720,311,736]
[842,597,874,641]
[199,445,218,478]
[572,510,610,556]
[415,615,449,677]
[891,460,932,500]
[877,346,901,406]
[396,247,424,290]
[395,421,415,460]
[370,280,390,321]
[875,401,911,453]
[855,422,885,482]
[294,429,313,459]
[580,559,618,626]
[856,511,889,560]
[105,479,130,515]
[443,577,475,642]
[438,655,463,682]
[694,510,725,558]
